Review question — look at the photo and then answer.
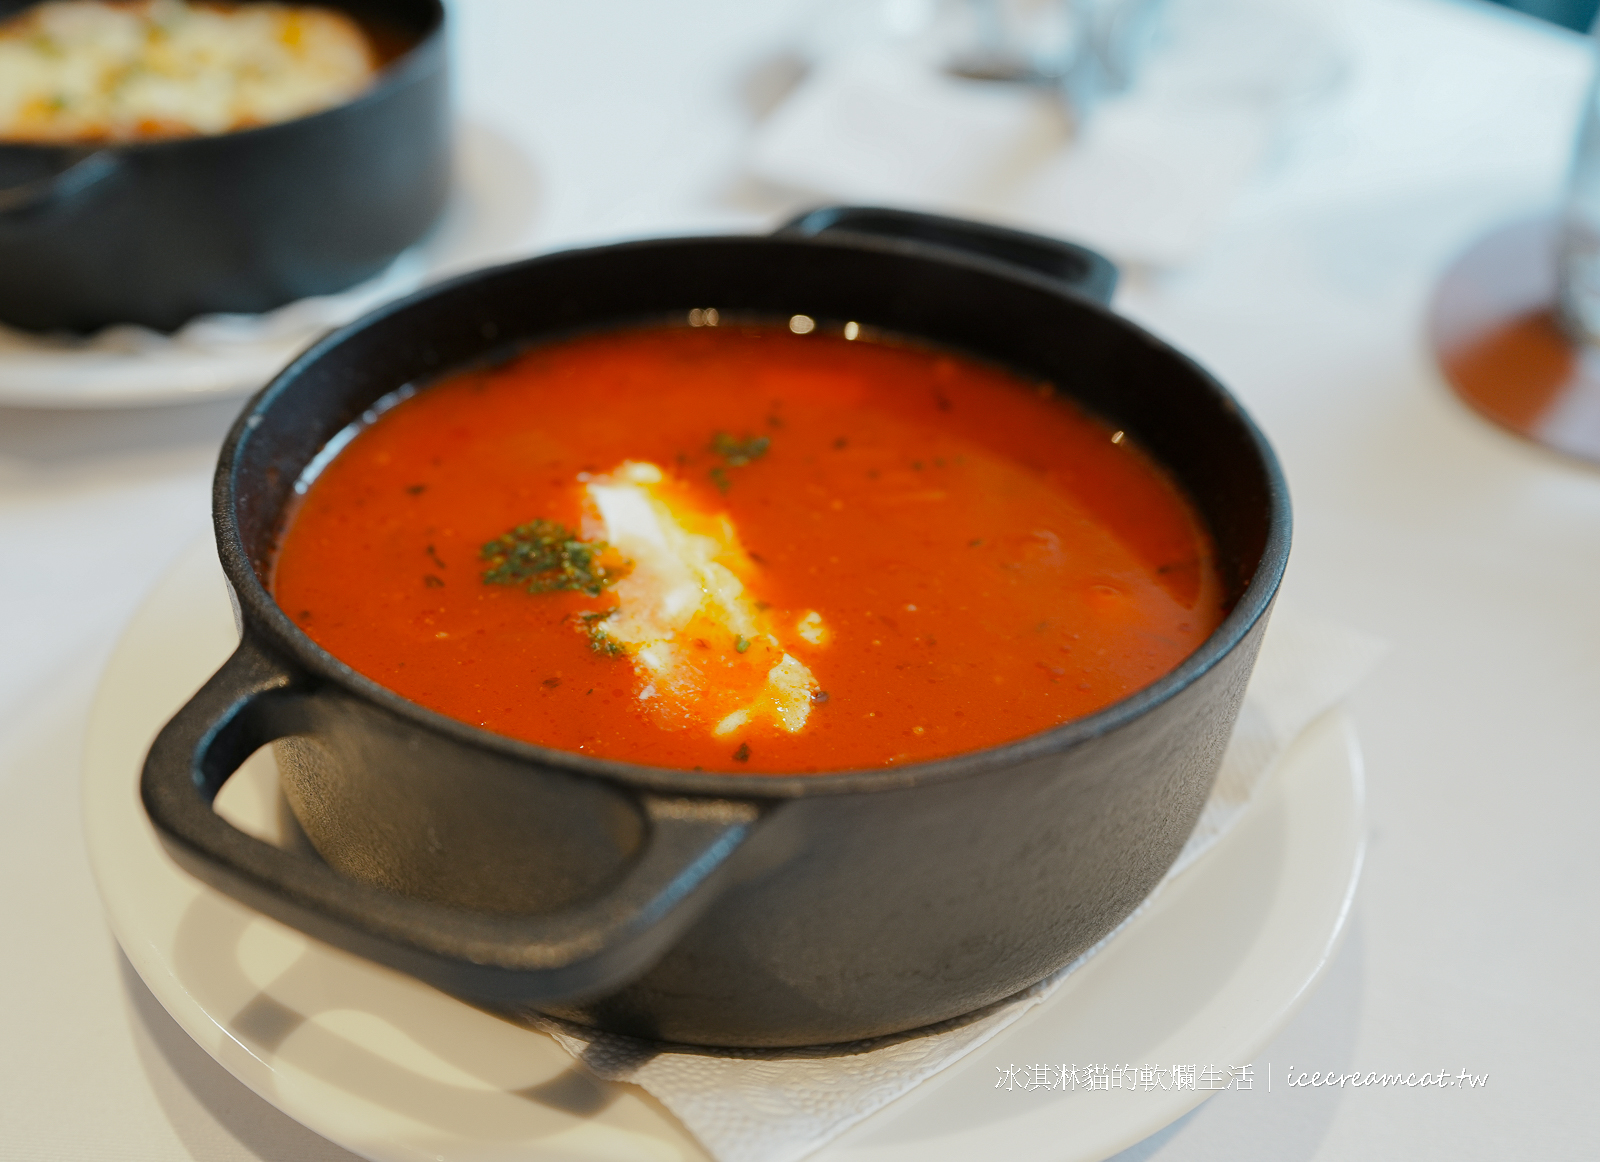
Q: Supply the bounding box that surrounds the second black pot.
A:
[0,0,449,334]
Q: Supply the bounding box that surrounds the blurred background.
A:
[1494,0,1597,31]
[2,2,1597,1161]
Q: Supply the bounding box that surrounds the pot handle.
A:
[778,205,1118,305]
[0,150,122,218]
[141,632,765,1006]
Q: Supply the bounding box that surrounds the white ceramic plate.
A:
[83,540,1364,1162]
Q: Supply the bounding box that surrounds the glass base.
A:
[1430,215,1600,467]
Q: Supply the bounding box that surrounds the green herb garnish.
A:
[480,520,627,597]
[580,608,626,657]
[734,635,750,653]
[711,432,770,466]
[706,431,771,492]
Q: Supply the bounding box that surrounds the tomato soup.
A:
[271,322,1225,773]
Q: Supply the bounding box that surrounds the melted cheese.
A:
[0,0,376,143]
[583,461,823,739]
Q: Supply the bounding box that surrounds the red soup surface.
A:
[272,323,1225,773]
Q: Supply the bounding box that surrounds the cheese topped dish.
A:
[0,0,376,142]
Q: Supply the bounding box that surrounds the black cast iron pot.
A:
[0,0,448,333]
[142,207,1290,1049]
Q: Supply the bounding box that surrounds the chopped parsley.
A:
[707,430,770,492]
[712,431,770,466]
[480,520,627,597]
[580,608,626,657]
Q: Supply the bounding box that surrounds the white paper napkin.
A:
[749,46,1066,212]
[1004,0,1344,266]
[749,0,1344,268]
[530,604,1386,1162]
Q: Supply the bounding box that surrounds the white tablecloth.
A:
[2,0,1595,1158]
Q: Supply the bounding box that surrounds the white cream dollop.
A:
[584,461,824,738]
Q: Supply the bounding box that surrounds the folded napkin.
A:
[1004,0,1344,267]
[749,46,1066,213]
[530,604,1386,1162]
[749,0,1344,268]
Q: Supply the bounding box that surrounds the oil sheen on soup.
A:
[272,322,1226,773]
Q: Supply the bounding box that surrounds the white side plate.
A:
[83,539,1364,1162]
